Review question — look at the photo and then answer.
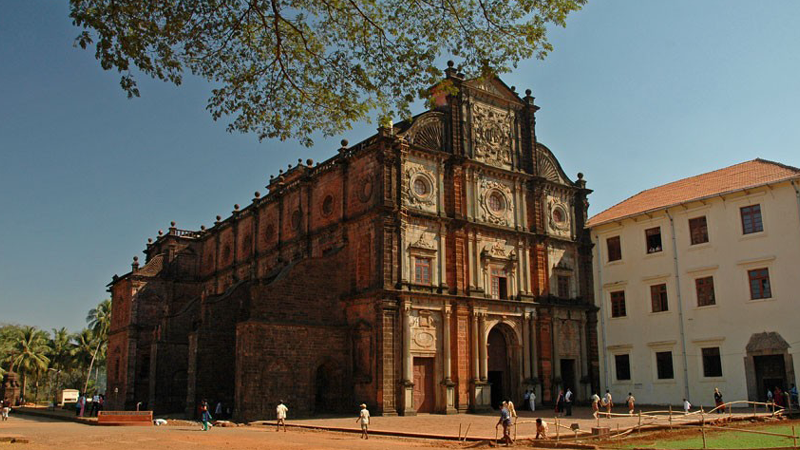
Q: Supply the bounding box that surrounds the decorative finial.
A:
[254,191,261,198]
[216,215,222,221]
[170,221,176,227]
[341,139,349,147]
[511,86,516,92]
[447,60,454,68]
[147,238,152,243]
[158,229,163,236]
[298,158,303,164]
[279,169,283,174]
[270,174,274,180]
[288,163,292,168]
[306,158,313,166]
[577,172,584,180]
[234,204,240,211]
[133,256,139,262]
[200,225,206,231]
[525,89,532,96]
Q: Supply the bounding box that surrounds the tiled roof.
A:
[587,159,800,227]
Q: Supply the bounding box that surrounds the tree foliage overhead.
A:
[69,0,586,146]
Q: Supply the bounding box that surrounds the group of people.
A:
[494,399,517,446]
[766,384,799,408]
[554,388,575,416]
[74,393,104,417]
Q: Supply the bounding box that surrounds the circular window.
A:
[264,224,275,243]
[291,210,302,230]
[322,195,334,217]
[553,208,564,223]
[488,192,505,213]
[413,178,429,197]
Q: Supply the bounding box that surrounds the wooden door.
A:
[413,357,435,413]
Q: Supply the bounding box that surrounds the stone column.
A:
[471,310,480,380]
[478,313,488,380]
[471,308,490,411]
[401,301,416,415]
[522,312,531,381]
[442,305,457,414]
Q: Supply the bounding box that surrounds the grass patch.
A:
[620,422,800,449]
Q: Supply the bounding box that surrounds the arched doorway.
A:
[487,323,518,410]
[744,332,796,402]
[314,360,343,414]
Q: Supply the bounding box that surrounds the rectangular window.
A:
[610,291,627,318]
[615,354,631,381]
[689,216,709,245]
[491,268,508,300]
[748,268,772,299]
[650,283,669,312]
[607,236,622,262]
[645,227,663,253]
[695,276,716,307]
[557,275,570,298]
[655,351,674,379]
[414,257,431,285]
[702,347,723,377]
[740,204,763,234]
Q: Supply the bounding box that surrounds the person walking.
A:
[626,393,636,415]
[200,399,212,431]
[529,390,536,412]
[523,390,531,411]
[75,394,84,417]
[215,401,224,420]
[495,401,514,446]
[91,393,100,416]
[683,398,692,414]
[276,400,288,432]
[591,393,601,419]
[564,388,573,416]
[713,388,724,414]
[604,390,613,416]
[1,400,9,421]
[790,384,799,407]
[356,403,370,439]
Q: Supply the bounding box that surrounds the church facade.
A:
[106,68,599,420]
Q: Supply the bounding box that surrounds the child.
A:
[356,403,370,439]
[535,418,548,439]
[276,400,288,432]
[200,399,212,431]
[1,400,9,421]
[683,398,692,414]
[626,393,636,415]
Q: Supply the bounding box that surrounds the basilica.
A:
[106,66,599,420]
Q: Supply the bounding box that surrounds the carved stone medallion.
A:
[472,103,512,167]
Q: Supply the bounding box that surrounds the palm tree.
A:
[48,328,75,402]
[82,299,111,395]
[6,326,50,401]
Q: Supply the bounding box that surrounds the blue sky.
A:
[1,1,798,332]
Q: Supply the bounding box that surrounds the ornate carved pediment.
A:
[403,113,445,151]
[536,146,571,185]
[409,234,436,252]
[481,241,516,261]
[472,103,513,167]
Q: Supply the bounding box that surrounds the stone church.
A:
[106,66,599,420]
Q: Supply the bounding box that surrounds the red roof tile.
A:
[588,159,800,227]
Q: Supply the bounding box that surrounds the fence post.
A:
[556,416,560,443]
[792,425,797,449]
[701,410,707,449]
[669,405,673,431]
[753,403,756,418]
[638,410,642,435]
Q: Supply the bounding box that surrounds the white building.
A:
[588,159,800,406]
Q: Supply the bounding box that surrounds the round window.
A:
[291,210,302,230]
[413,178,429,197]
[488,192,505,213]
[322,195,334,216]
[553,208,564,223]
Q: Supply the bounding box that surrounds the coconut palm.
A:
[6,326,50,401]
[82,299,111,395]
[48,327,75,401]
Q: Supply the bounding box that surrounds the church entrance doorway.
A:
[413,357,435,413]
[560,359,576,396]
[488,327,510,410]
[314,360,342,414]
[755,355,786,401]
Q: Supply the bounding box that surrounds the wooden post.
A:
[753,403,757,418]
[463,423,471,442]
[458,423,462,441]
[701,410,707,449]
[638,410,642,435]
[669,405,673,431]
[556,416,560,443]
[792,425,797,449]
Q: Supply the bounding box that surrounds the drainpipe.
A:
[594,234,610,390]
[665,210,691,402]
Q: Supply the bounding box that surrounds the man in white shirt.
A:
[564,388,573,416]
[357,403,370,439]
[276,400,288,432]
